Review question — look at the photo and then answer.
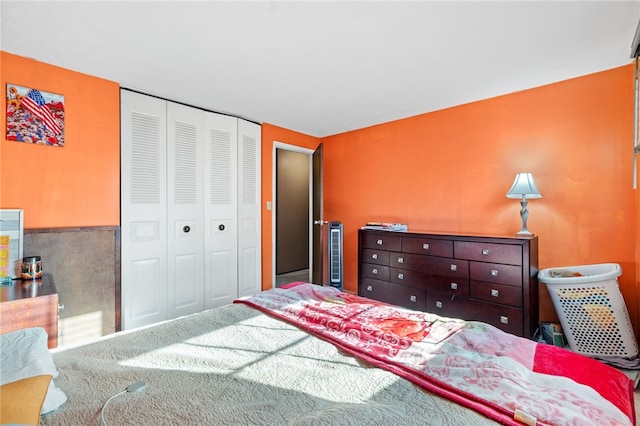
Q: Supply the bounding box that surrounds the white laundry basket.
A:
[538,263,638,358]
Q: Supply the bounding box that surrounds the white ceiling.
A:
[2,1,639,137]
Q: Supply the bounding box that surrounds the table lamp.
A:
[506,172,542,236]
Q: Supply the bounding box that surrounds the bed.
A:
[1,283,635,425]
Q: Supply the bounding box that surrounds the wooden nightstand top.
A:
[0,274,56,303]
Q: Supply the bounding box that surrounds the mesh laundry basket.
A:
[538,263,638,358]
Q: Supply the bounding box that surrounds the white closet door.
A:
[121,91,168,330]
[237,119,262,298]
[166,102,205,319]
[203,113,238,309]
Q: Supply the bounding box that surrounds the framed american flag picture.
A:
[6,84,65,147]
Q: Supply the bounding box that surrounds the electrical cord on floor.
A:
[100,381,146,426]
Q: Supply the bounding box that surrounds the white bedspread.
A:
[43,303,498,425]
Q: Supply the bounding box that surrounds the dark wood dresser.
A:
[358,229,539,338]
[0,274,59,348]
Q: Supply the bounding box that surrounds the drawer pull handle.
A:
[423,243,430,250]
[450,282,458,290]
[491,269,498,277]
[491,289,499,297]
[372,268,378,275]
[500,316,509,324]
[482,249,490,256]
[410,295,417,302]
[450,264,457,271]
[377,239,383,245]
[398,273,404,280]
[435,301,443,309]
[366,285,373,291]
[371,253,378,260]
[398,257,404,263]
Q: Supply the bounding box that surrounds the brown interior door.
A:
[312,143,324,284]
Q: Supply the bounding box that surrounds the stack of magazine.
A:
[361,222,408,232]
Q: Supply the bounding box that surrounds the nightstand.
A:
[0,274,59,348]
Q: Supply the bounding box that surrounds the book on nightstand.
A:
[361,222,408,232]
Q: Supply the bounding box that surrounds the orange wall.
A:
[0,52,120,228]
[262,65,638,332]
[4,51,638,334]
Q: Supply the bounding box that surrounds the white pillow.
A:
[0,328,67,414]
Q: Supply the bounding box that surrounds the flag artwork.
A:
[6,84,65,147]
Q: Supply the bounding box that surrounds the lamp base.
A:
[515,199,534,237]
[515,230,534,237]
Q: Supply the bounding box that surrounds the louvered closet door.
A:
[167,103,205,319]
[121,91,168,330]
[203,113,238,308]
[237,119,261,298]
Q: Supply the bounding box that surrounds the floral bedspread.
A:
[235,283,635,426]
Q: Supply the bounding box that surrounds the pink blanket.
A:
[235,283,635,426]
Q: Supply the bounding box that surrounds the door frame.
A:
[272,141,314,288]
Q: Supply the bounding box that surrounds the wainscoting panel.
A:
[24,227,120,347]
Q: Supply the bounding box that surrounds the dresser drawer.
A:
[390,267,426,287]
[454,241,522,265]
[361,263,390,281]
[470,261,522,286]
[401,237,453,258]
[360,278,425,311]
[361,248,390,266]
[471,304,523,336]
[361,233,402,251]
[470,280,522,307]
[391,267,469,296]
[425,291,467,319]
[390,253,469,278]
[427,276,469,297]
[426,294,523,335]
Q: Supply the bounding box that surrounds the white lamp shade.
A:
[506,172,542,199]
